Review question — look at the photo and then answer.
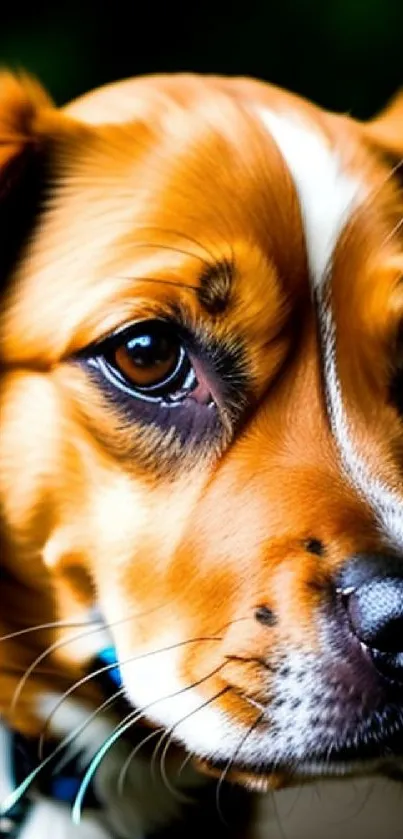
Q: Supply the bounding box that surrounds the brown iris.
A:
[113,322,182,390]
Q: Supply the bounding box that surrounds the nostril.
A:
[338,553,403,682]
[346,580,403,654]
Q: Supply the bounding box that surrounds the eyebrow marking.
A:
[197,259,234,315]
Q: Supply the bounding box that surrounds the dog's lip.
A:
[193,752,403,791]
[193,758,291,790]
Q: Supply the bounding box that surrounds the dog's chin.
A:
[189,720,403,791]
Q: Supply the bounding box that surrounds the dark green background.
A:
[1,0,402,118]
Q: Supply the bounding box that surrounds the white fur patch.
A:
[258,108,363,286]
[258,107,403,547]
[119,639,241,760]
[321,301,403,547]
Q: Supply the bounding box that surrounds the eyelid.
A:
[77,316,178,358]
[94,317,172,352]
[66,293,183,357]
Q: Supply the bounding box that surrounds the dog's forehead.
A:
[0,79,380,370]
[1,87,308,359]
[65,75,367,286]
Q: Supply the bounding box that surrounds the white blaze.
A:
[258,107,403,547]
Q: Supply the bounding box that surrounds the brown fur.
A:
[0,71,402,798]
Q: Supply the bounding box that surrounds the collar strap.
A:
[96,646,122,689]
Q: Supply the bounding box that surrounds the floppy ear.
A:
[0,72,55,286]
[362,90,403,164]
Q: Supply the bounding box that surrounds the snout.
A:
[204,546,403,779]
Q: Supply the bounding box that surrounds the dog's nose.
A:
[338,554,403,682]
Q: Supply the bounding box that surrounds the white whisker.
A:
[381,215,403,248]
[72,661,227,825]
[0,618,101,643]
[153,685,231,804]
[215,712,264,825]
[39,636,220,757]
[10,601,196,716]
[0,688,124,817]
[117,727,164,795]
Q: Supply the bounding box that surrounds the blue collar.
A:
[94,646,122,690]
[1,648,122,836]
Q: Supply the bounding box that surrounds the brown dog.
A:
[0,71,402,838]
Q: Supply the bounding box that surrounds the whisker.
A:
[71,661,227,825]
[6,610,248,812]
[215,712,265,826]
[176,748,194,778]
[381,215,403,248]
[72,699,168,824]
[51,689,125,775]
[238,692,266,713]
[38,656,129,759]
[10,599,185,716]
[217,616,253,631]
[156,685,231,804]
[4,598,179,648]
[271,791,289,839]
[10,627,112,718]
[0,687,124,817]
[0,618,102,644]
[116,274,200,292]
[38,635,221,757]
[71,710,152,822]
[125,225,223,265]
[148,662,228,789]
[118,241,208,267]
[153,735,191,804]
[117,727,165,796]
[368,158,403,204]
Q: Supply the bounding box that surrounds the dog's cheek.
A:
[0,366,209,642]
[0,371,94,596]
[87,476,209,657]
[0,372,65,553]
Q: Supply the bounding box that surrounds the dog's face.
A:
[1,73,403,791]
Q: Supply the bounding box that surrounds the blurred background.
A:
[1,0,402,118]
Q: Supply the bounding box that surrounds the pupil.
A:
[126,331,175,368]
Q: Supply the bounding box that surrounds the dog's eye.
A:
[111,322,188,397]
[90,320,203,404]
[78,317,248,453]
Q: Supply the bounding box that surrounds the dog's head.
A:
[0,71,403,790]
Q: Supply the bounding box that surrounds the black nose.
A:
[338,554,403,682]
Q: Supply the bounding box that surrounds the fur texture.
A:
[0,71,403,837]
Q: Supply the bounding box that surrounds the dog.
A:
[0,70,402,838]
